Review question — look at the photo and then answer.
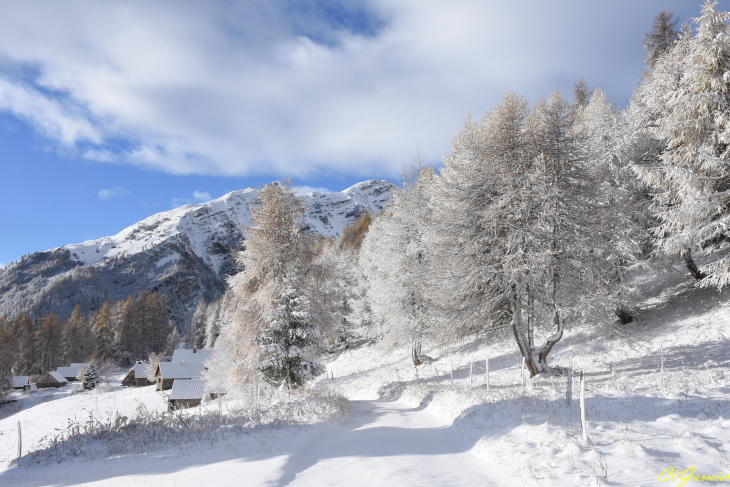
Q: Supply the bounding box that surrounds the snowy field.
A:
[1,263,730,486]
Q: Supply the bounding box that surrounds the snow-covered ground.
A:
[1,261,729,486]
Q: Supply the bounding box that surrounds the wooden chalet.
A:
[11,376,29,389]
[122,363,153,387]
[168,379,205,409]
[36,371,68,389]
[154,361,204,390]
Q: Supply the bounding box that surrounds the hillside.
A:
[0,180,395,328]
[0,261,729,486]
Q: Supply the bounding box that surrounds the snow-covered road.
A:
[1,398,490,486]
[274,399,490,486]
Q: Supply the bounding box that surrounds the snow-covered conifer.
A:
[82,361,99,390]
[256,273,323,389]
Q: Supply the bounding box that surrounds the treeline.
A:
[0,291,179,378]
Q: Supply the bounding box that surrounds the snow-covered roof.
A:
[157,361,204,379]
[56,366,81,378]
[133,363,148,379]
[170,379,205,400]
[171,349,214,363]
[11,376,29,388]
[45,371,68,383]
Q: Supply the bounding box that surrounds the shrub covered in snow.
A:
[15,386,348,466]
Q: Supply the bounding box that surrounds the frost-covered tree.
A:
[633,1,730,287]
[573,76,592,107]
[185,299,208,349]
[431,91,640,376]
[644,11,680,69]
[256,274,323,389]
[82,361,100,390]
[204,299,224,348]
[211,180,307,389]
[360,159,436,356]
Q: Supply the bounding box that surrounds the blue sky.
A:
[0,0,723,266]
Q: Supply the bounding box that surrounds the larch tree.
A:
[91,302,115,361]
[209,179,307,391]
[62,305,92,364]
[633,1,730,288]
[432,91,640,377]
[36,313,62,373]
[644,11,680,69]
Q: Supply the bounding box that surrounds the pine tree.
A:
[82,362,100,390]
[256,274,323,389]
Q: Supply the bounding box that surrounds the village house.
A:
[11,376,29,389]
[168,379,205,409]
[122,363,153,387]
[154,361,204,390]
[36,371,68,389]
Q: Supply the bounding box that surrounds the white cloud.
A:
[0,1,678,177]
[98,186,130,200]
[193,190,211,201]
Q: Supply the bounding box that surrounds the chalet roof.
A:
[56,366,81,378]
[134,363,148,379]
[12,376,29,388]
[41,371,68,383]
[156,361,204,380]
[170,379,205,400]
[171,349,214,363]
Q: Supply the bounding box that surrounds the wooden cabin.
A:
[168,379,205,409]
[11,376,29,389]
[36,371,68,389]
[122,363,153,387]
[154,361,204,390]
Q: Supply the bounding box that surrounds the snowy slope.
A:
[1,262,729,486]
[0,180,395,327]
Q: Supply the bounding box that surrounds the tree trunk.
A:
[683,249,706,280]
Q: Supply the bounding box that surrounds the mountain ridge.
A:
[0,179,395,328]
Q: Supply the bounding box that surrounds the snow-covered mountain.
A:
[0,180,395,328]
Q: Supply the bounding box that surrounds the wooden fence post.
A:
[450,360,454,388]
[521,357,526,393]
[17,421,21,459]
[469,358,473,389]
[580,371,587,443]
[486,358,490,392]
[566,367,572,410]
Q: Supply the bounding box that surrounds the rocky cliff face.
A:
[0,180,394,328]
